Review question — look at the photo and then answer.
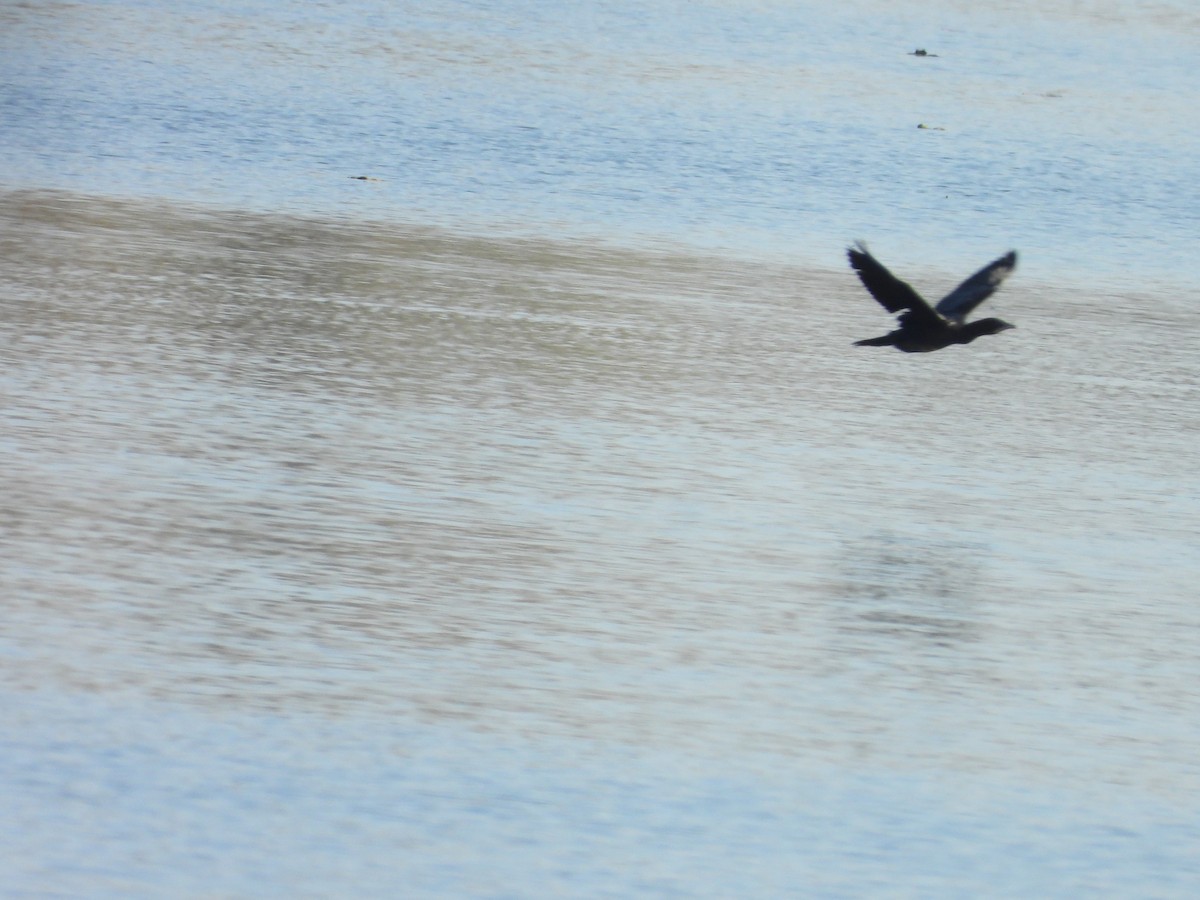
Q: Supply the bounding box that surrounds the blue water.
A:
[5,0,1200,285]
[4,1,1200,896]
[5,691,1197,898]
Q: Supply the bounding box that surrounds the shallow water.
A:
[3,0,1200,895]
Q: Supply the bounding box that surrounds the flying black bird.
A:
[848,243,1017,352]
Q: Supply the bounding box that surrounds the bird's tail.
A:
[853,335,896,347]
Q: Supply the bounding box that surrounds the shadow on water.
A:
[831,530,987,648]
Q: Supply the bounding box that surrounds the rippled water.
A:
[3,0,1200,895]
[5,0,1200,284]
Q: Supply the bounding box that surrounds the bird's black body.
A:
[848,243,1017,352]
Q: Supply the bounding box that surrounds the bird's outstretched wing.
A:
[847,242,941,327]
[935,251,1017,322]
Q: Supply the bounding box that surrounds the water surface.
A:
[4,0,1200,284]
[3,0,1200,895]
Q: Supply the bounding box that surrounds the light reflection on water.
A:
[3,190,1200,892]
[4,191,1200,776]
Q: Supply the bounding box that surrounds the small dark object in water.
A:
[909,48,938,57]
[848,243,1017,353]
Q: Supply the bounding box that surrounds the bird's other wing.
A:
[935,251,1017,322]
[847,242,941,326]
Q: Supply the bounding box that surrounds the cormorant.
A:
[848,243,1017,352]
